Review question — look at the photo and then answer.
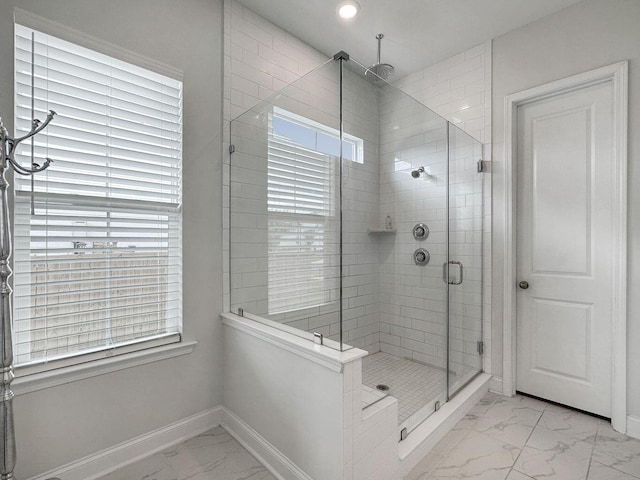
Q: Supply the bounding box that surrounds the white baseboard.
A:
[489,376,503,394]
[28,404,313,480]
[29,407,223,480]
[627,415,640,440]
[221,407,313,480]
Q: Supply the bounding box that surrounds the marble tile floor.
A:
[96,392,640,480]
[98,426,275,480]
[405,391,640,480]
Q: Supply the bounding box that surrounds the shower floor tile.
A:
[362,351,451,425]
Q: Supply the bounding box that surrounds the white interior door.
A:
[516,80,614,417]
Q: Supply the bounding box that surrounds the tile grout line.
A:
[592,420,640,480]
[506,399,547,476]
[414,395,500,479]
[583,420,601,480]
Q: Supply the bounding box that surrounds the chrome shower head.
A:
[411,166,425,178]
[366,63,395,81]
[365,34,394,83]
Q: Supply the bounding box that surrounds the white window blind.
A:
[13,24,182,370]
[267,110,341,314]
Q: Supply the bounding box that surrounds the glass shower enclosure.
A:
[229,52,484,438]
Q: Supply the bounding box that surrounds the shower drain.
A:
[376,384,390,392]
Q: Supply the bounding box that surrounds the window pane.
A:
[13,24,183,368]
[316,132,340,158]
[267,109,342,314]
[272,116,316,150]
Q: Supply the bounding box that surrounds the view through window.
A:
[13,24,183,371]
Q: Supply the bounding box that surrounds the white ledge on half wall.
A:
[221,312,367,373]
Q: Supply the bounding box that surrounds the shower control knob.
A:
[413,223,429,240]
[414,248,430,266]
[519,281,529,289]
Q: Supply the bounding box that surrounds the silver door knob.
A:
[519,281,529,289]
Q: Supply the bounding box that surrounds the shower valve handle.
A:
[519,281,529,289]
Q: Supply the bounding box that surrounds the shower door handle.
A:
[443,261,463,285]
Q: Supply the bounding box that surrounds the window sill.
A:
[12,340,197,396]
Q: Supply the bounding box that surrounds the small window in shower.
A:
[271,108,363,164]
[266,108,361,315]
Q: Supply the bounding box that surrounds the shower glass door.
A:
[447,124,484,397]
[342,58,452,434]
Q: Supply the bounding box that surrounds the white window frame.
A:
[272,107,364,164]
[10,11,193,389]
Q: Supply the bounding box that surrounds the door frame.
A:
[501,61,628,432]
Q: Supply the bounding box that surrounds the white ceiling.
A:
[236,0,584,78]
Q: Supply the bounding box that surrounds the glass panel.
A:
[230,59,345,350]
[344,59,450,432]
[229,53,485,429]
[447,124,484,397]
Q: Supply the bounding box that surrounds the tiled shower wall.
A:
[223,0,381,352]
[377,88,450,369]
[380,41,491,372]
[223,0,492,372]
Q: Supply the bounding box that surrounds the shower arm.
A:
[0,111,57,480]
[376,33,383,65]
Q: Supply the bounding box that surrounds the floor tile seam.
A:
[586,456,599,480]
[470,427,524,455]
[582,435,598,480]
[511,404,545,469]
[532,422,600,447]
[428,427,475,475]
[510,467,534,479]
[592,459,640,480]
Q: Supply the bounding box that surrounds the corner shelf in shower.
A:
[367,228,397,235]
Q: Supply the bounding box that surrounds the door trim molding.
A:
[502,61,628,432]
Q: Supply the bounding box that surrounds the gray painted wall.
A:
[0,1,224,478]
[492,0,640,418]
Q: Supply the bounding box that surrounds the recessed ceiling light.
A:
[337,0,360,19]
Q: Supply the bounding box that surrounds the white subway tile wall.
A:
[377,86,450,370]
[393,41,493,374]
[224,0,381,352]
[343,359,399,480]
[223,0,492,372]
[223,0,326,314]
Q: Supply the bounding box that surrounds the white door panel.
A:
[516,81,613,416]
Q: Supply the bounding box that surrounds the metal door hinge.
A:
[435,400,441,411]
[477,341,484,355]
[229,144,235,154]
[400,428,408,441]
[477,159,489,173]
[313,332,324,345]
[237,307,244,317]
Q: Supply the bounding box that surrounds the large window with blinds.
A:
[13,24,182,372]
[267,108,361,314]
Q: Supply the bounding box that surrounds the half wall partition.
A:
[229,53,484,437]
